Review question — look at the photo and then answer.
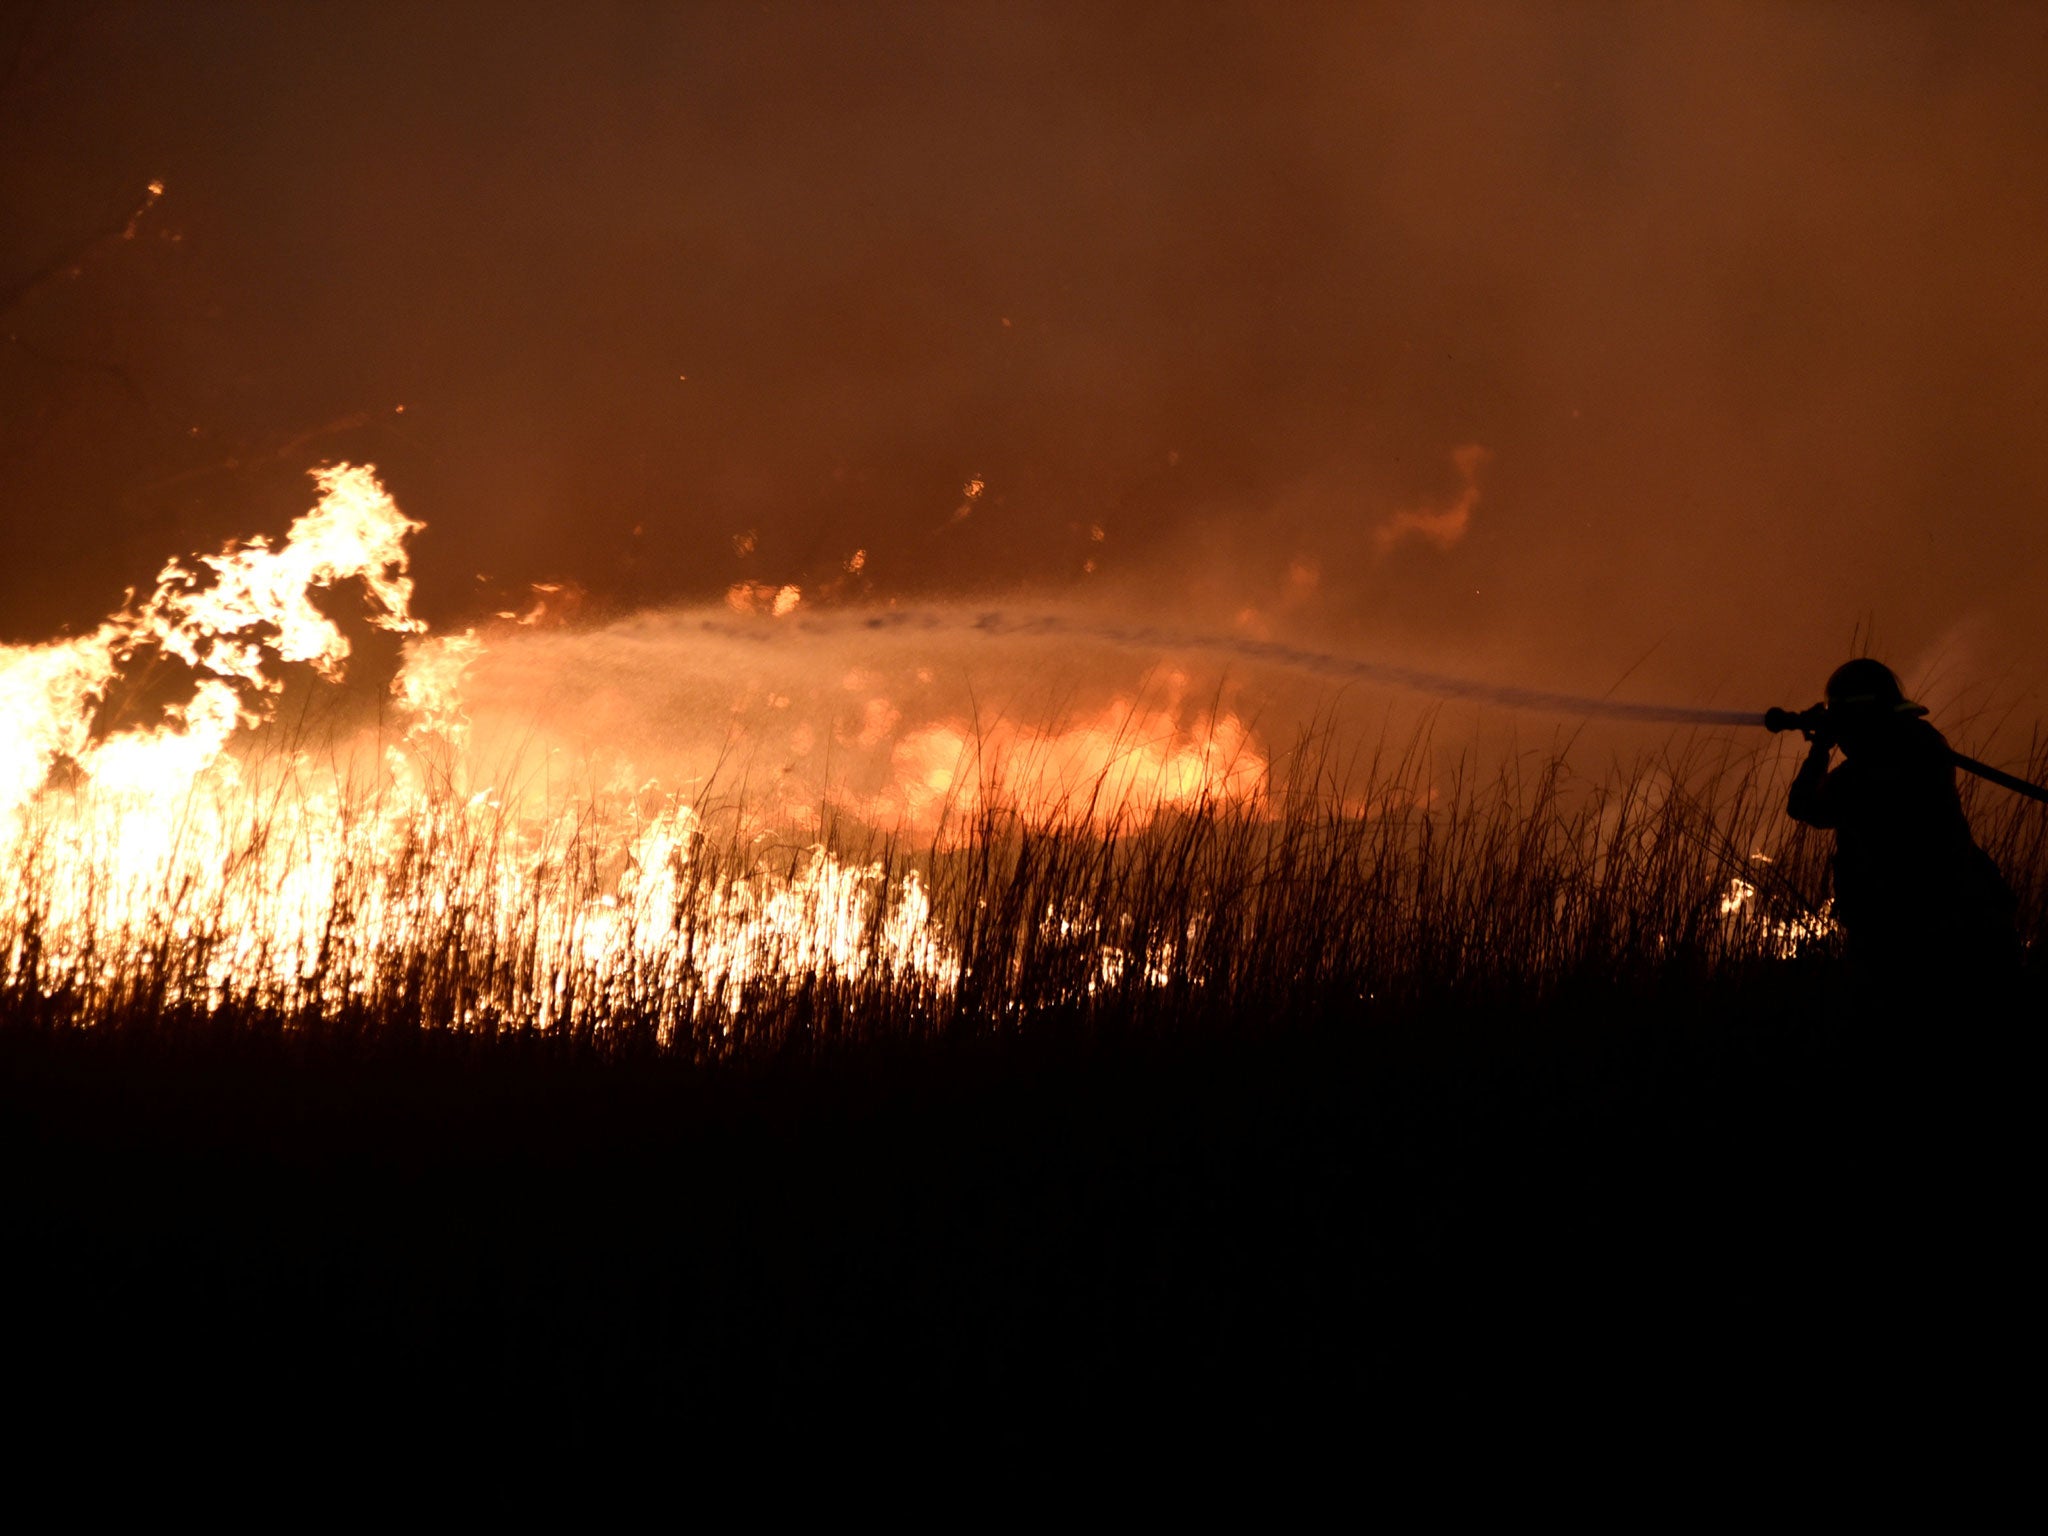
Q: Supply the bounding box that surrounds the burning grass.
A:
[6,468,2040,1458]
[9,746,2031,1457]
[8,713,2017,1056]
[4,462,2044,1055]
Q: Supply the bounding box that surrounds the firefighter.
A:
[1786,659,2016,980]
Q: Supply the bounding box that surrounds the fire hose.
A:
[1764,705,2048,805]
[706,603,2048,804]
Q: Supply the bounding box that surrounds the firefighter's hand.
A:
[1801,703,1834,750]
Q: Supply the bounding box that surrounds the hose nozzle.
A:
[1764,704,1830,738]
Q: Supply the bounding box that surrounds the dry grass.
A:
[6,718,2037,1458]
[16,713,2032,1056]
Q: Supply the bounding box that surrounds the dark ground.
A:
[1,970,2033,1479]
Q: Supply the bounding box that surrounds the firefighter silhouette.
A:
[1786,659,2016,976]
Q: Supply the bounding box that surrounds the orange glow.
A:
[0,466,963,1035]
[0,465,1277,1035]
[853,700,1264,838]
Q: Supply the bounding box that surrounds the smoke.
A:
[1373,444,1489,556]
[4,1,2047,739]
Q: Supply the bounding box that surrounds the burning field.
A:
[12,461,1990,1057]
[6,407,2041,1487]
[13,489,2038,1470]
[6,1,2045,1470]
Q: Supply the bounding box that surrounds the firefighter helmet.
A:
[1825,658,1927,719]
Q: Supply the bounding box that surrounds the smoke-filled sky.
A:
[5,0,2047,728]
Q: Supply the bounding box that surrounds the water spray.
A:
[705,603,2048,803]
[706,605,1763,726]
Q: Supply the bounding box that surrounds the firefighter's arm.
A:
[1787,740,1839,827]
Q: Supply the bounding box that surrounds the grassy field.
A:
[2,731,2040,1467]
[0,722,1871,1042]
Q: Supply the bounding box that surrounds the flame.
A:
[1719,863,1836,957]
[0,465,957,1040]
[725,581,803,616]
[0,461,1824,1041]
[856,700,1264,838]
[2,465,1262,1038]
[0,462,418,819]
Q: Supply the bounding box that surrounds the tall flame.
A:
[0,465,1160,1037]
[0,463,422,819]
[0,463,1828,1042]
